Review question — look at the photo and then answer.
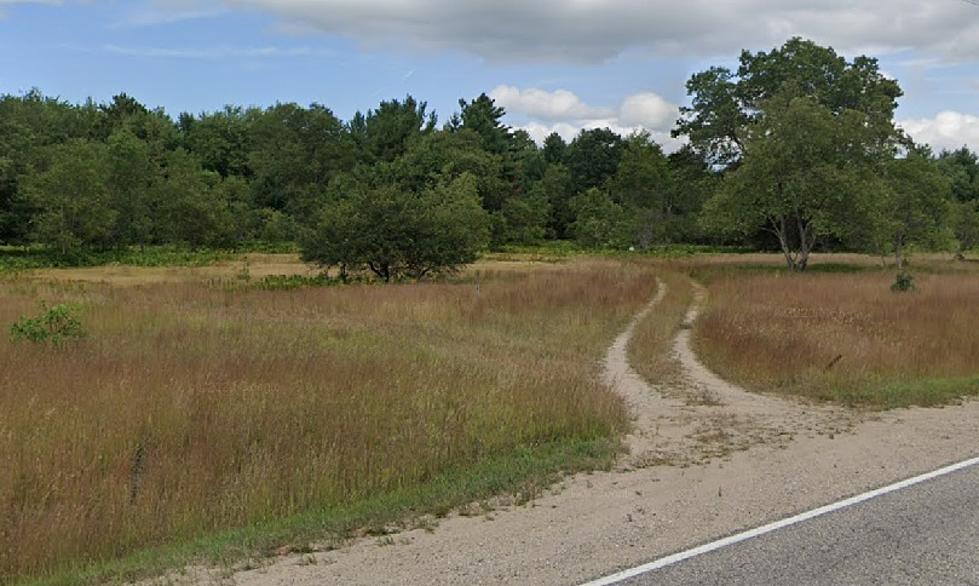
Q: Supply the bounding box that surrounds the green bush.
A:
[891,271,915,293]
[10,303,86,345]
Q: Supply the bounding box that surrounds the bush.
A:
[891,271,915,293]
[569,188,629,248]
[301,173,490,281]
[10,303,86,345]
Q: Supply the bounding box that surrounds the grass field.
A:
[627,267,695,390]
[6,247,979,583]
[692,257,979,408]
[0,258,656,584]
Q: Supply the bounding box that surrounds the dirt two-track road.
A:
[179,278,979,586]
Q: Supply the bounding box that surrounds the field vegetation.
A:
[627,268,695,388]
[0,259,655,584]
[693,257,979,408]
[4,31,979,586]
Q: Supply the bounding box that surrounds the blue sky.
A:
[2,0,978,151]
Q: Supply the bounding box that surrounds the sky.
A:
[1,0,979,152]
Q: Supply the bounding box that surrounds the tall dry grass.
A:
[627,267,694,390]
[695,268,979,407]
[0,260,656,582]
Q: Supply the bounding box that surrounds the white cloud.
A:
[618,93,680,129]
[489,85,611,121]
[207,0,979,63]
[899,111,979,153]
[496,86,684,151]
[521,120,685,153]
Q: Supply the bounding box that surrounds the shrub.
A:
[301,174,490,281]
[10,303,86,345]
[891,271,915,293]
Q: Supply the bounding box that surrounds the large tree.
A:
[872,152,952,269]
[105,129,157,246]
[674,37,902,168]
[937,147,979,203]
[456,93,511,155]
[666,145,717,243]
[542,132,568,165]
[178,106,256,178]
[24,141,116,255]
[153,149,235,248]
[952,200,979,258]
[530,163,575,239]
[349,95,437,164]
[702,93,890,271]
[302,173,489,281]
[607,132,672,247]
[0,91,102,244]
[390,128,509,211]
[566,128,624,193]
[248,102,356,219]
[569,187,628,248]
[688,39,904,269]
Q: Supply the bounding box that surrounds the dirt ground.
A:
[159,272,979,586]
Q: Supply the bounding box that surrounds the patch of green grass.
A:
[238,241,301,254]
[833,376,979,409]
[634,244,756,258]
[493,241,585,257]
[0,246,235,271]
[18,437,620,586]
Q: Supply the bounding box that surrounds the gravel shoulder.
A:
[179,276,979,586]
[618,462,979,585]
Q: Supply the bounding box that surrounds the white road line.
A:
[580,454,979,586]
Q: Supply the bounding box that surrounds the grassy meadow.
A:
[692,256,979,408]
[627,269,695,389]
[0,257,656,584]
[6,247,979,583]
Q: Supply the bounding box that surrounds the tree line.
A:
[1,37,978,277]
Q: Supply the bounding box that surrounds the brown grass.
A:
[627,265,694,390]
[0,259,656,582]
[694,263,979,407]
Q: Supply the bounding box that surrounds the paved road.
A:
[614,463,979,585]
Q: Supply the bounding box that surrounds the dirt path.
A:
[178,276,979,586]
[601,277,668,463]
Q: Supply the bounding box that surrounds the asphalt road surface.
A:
[602,460,979,586]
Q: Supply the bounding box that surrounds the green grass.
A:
[833,376,979,409]
[0,246,236,272]
[17,437,619,586]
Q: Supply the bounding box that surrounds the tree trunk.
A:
[892,235,909,271]
[795,215,815,272]
[774,217,797,271]
[797,250,810,271]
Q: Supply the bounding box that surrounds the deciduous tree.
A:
[25,141,116,255]
[302,174,489,280]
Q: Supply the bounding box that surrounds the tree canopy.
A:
[0,37,975,278]
[301,173,489,281]
[674,37,902,168]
